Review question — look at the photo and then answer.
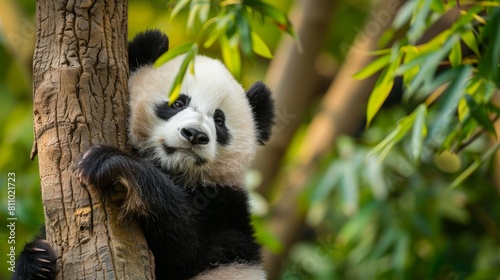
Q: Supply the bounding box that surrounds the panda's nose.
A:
[181,128,209,145]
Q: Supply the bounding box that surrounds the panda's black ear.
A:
[128,29,169,72]
[246,82,275,145]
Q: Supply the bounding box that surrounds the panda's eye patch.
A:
[214,109,225,126]
[214,109,230,145]
[155,94,190,121]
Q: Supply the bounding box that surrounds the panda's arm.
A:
[77,145,198,238]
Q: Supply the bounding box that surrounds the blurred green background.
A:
[1,0,500,279]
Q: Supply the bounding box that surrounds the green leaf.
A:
[220,33,241,79]
[392,0,417,30]
[340,163,359,216]
[393,232,409,271]
[371,227,397,259]
[448,142,500,190]
[478,7,500,83]
[171,0,191,19]
[353,54,391,80]
[464,95,497,137]
[154,42,194,68]
[368,113,417,162]
[166,44,199,104]
[449,40,462,68]
[311,161,341,203]
[406,34,460,96]
[251,32,273,59]
[338,202,376,244]
[428,66,472,140]
[460,30,480,56]
[411,104,428,163]
[401,46,420,89]
[252,217,284,254]
[203,14,234,48]
[197,0,210,23]
[408,0,433,43]
[244,0,302,51]
[236,10,253,58]
[366,49,402,126]
[365,156,388,199]
[187,2,201,30]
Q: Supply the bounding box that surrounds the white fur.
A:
[129,55,257,187]
[190,264,266,280]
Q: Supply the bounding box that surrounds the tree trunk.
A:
[263,0,403,278]
[32,1,154,279]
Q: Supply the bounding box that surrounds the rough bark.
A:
[263,0,403,278]
[33,1,154,279]
[252,0,337,196]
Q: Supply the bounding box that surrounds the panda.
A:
[13,30,275,280]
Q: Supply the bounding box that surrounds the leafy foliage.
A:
[158,0,298,103]
[285,109,500,279]
[357,2,500,185]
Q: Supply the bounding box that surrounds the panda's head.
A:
[128,31,275,186]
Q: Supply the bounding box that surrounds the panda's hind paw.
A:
[13,238,57,280]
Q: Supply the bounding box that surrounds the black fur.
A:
[214,109,231,145]
[12,229,57,280]
[246,82,275,144]
[128,29,169,71]
[155,94,191,121]
[77,145,261,279]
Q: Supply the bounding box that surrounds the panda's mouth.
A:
[162,144,207,165]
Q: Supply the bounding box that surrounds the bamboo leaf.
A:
[464,95,497,137]
[203,14,233,48]
[251,32,273,59]
[368,113,417,162]
[187,2,201,30]
[154,42,194,68]
[166,44,198,104]
[366,50,402,126]
[411,104,428,163]
[311,162,341,203]
[392,0,417,30]
[171,0,191,19]
[340,163,359,216]
[236,10,253,57]
[220,34,241,79]
[406,34,459,96]
[408,0,433,43]
[197,0,210,23]
[449,41,462,68]
[353,54,391,80]
[479,7,500,82]
[460,30,480,56]
[448,142,500,190]
[429,66,472,139]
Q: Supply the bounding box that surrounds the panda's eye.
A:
[215,117,224,126]
[171,95,190,109]
[172,100,186,109]
[214,109,226,126]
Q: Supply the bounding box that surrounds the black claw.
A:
[32,247,46,252]
[13,238,57,280]
[37,257,51,263]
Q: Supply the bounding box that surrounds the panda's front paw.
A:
[77,145,125,188]
[13,238,57,280]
